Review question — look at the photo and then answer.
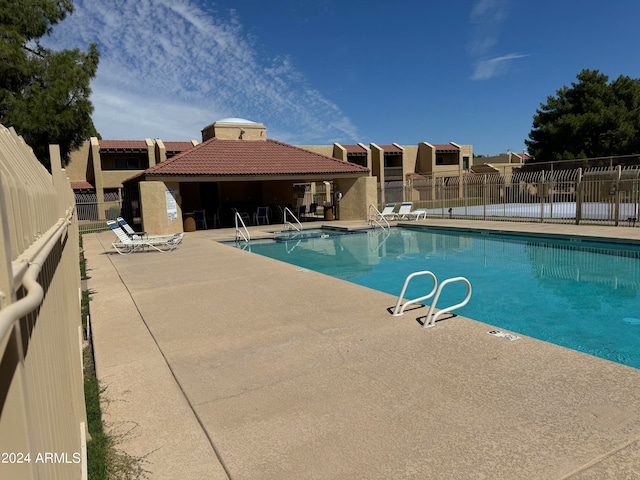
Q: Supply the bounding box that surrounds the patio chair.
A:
[396,202,425,220]
[273,205,284,223]
[298,204,307,219]
[211,208,221,228]
[255,206,269,225]
[107,220,183,254]
[193,209,207,229]
[232,208,251,226]
[309,203,318,217]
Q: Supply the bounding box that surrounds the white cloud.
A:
[42,0,358,143]
[467,0,527,81]
[470,0,508,23]
[471,53,530,81]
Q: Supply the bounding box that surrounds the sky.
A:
[44,0,640,156]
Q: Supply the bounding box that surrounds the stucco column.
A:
[140,181,184,234]
[334,176,377,221]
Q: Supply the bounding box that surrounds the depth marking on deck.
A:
[488,330,520,341]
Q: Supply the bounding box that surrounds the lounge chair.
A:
[116,217,146,238]
[107,220,183,254]
[380,203,397,220]
[116,217,180,240]
[396,202,425,220]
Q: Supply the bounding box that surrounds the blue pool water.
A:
[270,228,366,241]
[237,227,640,369]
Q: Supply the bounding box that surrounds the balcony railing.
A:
[384,166,403,179]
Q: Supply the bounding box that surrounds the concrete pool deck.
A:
[84,220,640,479]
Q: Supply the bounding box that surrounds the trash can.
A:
[324,204,334,221]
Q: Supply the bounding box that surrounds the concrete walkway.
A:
[84,220,640,479]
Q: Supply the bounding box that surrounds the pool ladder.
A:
[393,271,472,328]
[284,207,302,231]
[235,212,251,243]
[368,204,390,230]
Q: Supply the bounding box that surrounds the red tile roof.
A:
[433,144,460,152]
[144,138,370,177]
[70,181,94,190]
[343,144,367,154]
[99,140,148,152]
[163,141,195,152]
[379,144,403,153]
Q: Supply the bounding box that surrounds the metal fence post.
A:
[483,175,487,220]
[614,165,621,226]
[540,170,545,223]
[575,168,582,225]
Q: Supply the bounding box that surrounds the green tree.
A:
[0,0,99,168]
[525,69,640,163]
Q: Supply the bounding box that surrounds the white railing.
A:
[284,206,302,231]
[368,203,390,229]
[392,271,472,328]
[235,211,250,242]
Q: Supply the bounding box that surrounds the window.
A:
[115,158,141,169]
[463,156,469,170]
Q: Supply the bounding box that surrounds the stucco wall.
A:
[102,170,144,189]
[402,145,419,178]
[298,145,335,157]
[201,122,267,141]
[140,181,184,234]
[370,143,383,180]
[65,140,90,182]
[334,176,377,221]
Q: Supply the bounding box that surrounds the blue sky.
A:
[45,0,640,155]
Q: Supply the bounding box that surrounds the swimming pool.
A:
[270,227,367,241]
[238,226,640,369]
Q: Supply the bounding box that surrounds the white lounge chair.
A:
[107,220,183,254]
[380,203,397,220]
[116,217,146,238]
[396,202,425,220]
[116,217,181,241]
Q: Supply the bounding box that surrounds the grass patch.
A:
[79,222,110,235]
[81,235,149,479]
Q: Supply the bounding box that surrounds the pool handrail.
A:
[368,204,390,229]
[393,271,472,328]
[422,277,472,328]
[283,207,302,231]
[392,271,438,316]
[235,211,251,242]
